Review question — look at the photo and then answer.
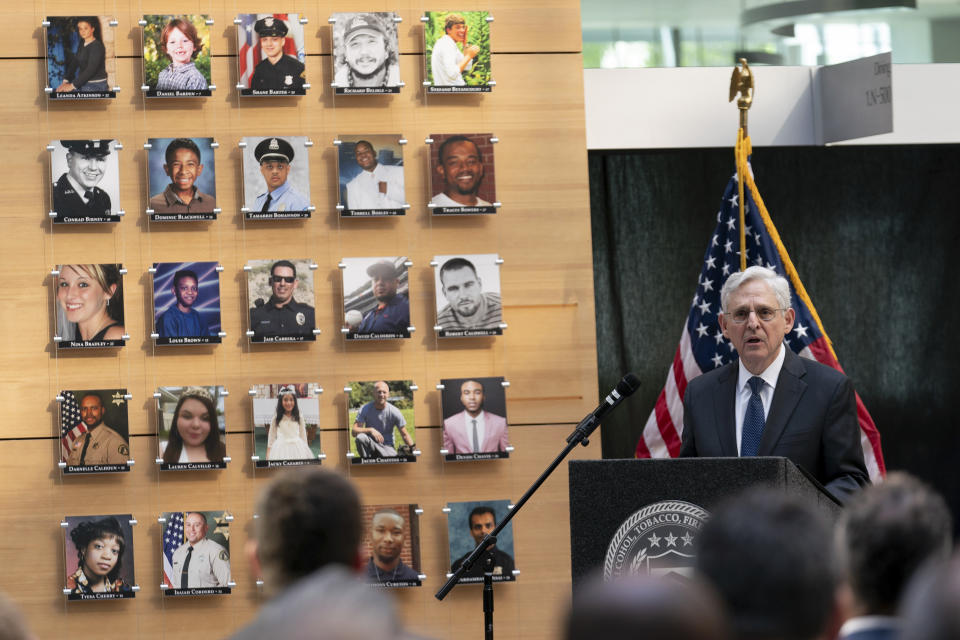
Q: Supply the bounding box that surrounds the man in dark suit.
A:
[679,266,869,502]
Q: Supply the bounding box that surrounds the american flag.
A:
[59,391,87,461]
[635,134,885,482]
[162,512,185,587]
[237,13,304,88]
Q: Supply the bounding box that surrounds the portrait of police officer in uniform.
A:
[170,512,231,589]
[248,16,305,93]
[332,13,401,90]
[61,390,129,468]
[51,139,117,222]
[248,259,316,341]
[243,136,310,214]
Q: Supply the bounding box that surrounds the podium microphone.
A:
[567,373,641,444]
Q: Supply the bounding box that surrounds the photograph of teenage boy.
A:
[424,11,491,88]
[442,378,509,455]
[148,138,216,214]
[333,13,400,89]
[55,264,124,344]
[47,16,112,94]
[154,262,219,338]
[246,136,310,213]
[248,16,305,92]
[340,138,404,211]
[248,259,316,339]
[63,391,129,467]
[363,506,420,584]
[51,140,115,220]
[429,134,496,208]
[429,13,480,87]
[435,255,503,332]
[448,501,516,580]
[65,515,134,597]
[142,15,210,92]
[342,259,410,336]
[351,381,414,458]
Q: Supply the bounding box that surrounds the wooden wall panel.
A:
[1,2,594,637]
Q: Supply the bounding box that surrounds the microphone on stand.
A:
[567,373,641,444]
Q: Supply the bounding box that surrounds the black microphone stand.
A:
[435,410,608,639]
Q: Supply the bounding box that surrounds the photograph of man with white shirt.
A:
[340,137,405,215]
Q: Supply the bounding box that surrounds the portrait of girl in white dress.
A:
[266,386,315,461]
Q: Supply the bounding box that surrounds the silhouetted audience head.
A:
[566,573,731,640]
[840,471,952,616]
[695,489,839,640]
[899,551,960,640]
[251,468,362,597]
[0,592,34,640]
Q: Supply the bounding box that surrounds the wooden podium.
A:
[568,457,840,587]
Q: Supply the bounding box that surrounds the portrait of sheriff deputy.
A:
[250,17,305,92]
[65,392,128,466]
[250,260,315,338]
[335,13,400,88]
[443,379,509,454]
[253,137,309,213]
[53,140,112,219]
[171,512,230,588]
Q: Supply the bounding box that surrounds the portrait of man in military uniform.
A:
[59,389,129,472]
[238,14,306,95]
[242,136,311,218]
[332,12,401,93]
[50,139,119,223]
[247,258,316,342]
[163,510,231,594]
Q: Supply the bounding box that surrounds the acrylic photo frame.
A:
[60,388,130,474]
[346,380,417,464]
[251,383,323,468]
[341,257,411,340]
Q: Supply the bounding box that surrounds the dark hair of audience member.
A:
[840,471,953,615]
[566,572,731,640]
[695,489,838,640]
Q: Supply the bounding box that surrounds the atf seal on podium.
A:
[603,500,709,579]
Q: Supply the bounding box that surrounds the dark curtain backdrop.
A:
[590,144,960,525]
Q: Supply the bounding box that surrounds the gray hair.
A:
[720,266,791,313]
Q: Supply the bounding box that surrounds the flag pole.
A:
[729,58,754,271]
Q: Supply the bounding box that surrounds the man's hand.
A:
[369,428,384,444]
[464,44,480,60]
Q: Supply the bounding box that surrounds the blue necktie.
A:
[741,376,765,457]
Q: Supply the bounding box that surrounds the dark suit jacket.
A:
[679,347,869,502]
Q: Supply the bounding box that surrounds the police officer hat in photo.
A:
[62,139,112,158]
[254,137,295,165]
[254,16,288,38]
